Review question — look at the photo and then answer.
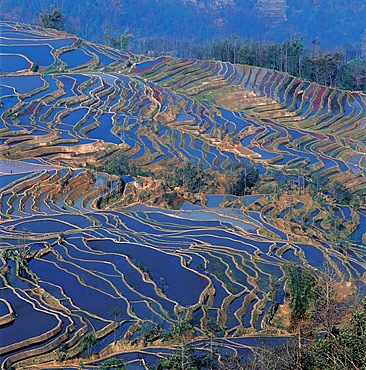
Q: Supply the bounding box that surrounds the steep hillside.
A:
[0,22,365,370]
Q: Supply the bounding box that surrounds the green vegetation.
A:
[147,281,365,370]
[284,263,317,329]
[131,321,162,346]
[81,333,97,357]
[104,29,133,50]
[152,347,204,370]
[93,150,144,177]
[99,357,126,370]
[159,160,216,194]
[225,164,259,196]
[308,299,366,370]
[40,8,65,31]
[160,319,199,370]
[162,319,195,343]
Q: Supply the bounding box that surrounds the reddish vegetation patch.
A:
[83,234,94,240]
[209,61,216,70]
[312,132,327,140]
[313,86,326,110]
[303,84,317,102]
[22,101,38,115]
[152,87,160,101]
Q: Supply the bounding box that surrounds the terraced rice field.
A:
[0,21,365,369]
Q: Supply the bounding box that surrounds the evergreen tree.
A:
[40,8,65,31]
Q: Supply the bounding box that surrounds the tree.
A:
[283,263,317,329]
[162,319,196,370]
[237,297,365,369]
[247,338,313,370]
[99,357,126,370]
[81,333,97,357]
[309,298,366,370]
[40,8,65,31]
[111,34,133,50]
[183,161,205,193]
[219,353,244,370]
[160,160,213,194]
[226,164,259,196]
[302,51,344,86]
[152,347,203,370]
[327,181,353,204]
[205,315,224,369]
[339,59,366,92]
[312,261,345,337]
[109,306,123,343]
[99,150,143,177]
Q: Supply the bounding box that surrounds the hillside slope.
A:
[0,22,365,370]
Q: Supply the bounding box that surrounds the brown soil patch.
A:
[332,281,357,302]
[234,143,260,157]
[203,86,275,111]
[271,301,291,333]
